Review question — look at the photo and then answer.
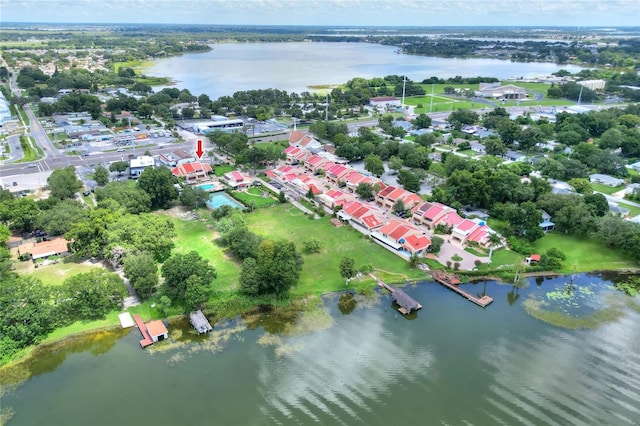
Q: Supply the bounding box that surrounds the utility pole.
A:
[325,93,329,122]
[429,83,434,113]
[401,75,407,110]
[577,84,584,105]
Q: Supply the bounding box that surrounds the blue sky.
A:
[2,0,639,27]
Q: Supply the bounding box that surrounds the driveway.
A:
[436,241,486,271]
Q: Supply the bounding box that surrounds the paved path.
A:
[436,241,486,271]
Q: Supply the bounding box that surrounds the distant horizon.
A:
[2,0,639,27]
[2,22,640,29]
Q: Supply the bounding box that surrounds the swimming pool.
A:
[195,183,215,191]
[206,192,244,210]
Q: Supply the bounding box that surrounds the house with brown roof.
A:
[18,237,70,261]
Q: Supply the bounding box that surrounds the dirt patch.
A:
[157,205,198,220]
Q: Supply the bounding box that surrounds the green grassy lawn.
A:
[486,249,523,269]
[254,140,288,154]
[616,202,640,218]
[457,149,476,157]
[170,217,242,292]
[532,232,637,273]
[213,164,235,177]
[15,257,105,286]
[244,204,425,295]
[592,182,625,195]
[231,189,277,208]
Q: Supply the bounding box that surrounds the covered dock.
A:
[372,274,422,315]
[190,310,213,334]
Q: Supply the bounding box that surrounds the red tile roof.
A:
[403,234,431,251]
[456,219,478,234]
[378,219,403,236]
[424,205,445,220]
[146,320,168,338]
[530,254,541,262]
[378,185,396,197]
[289,130,306,144]
[361,213,384,229]
[309,183,322,195]
[389,225,410,241]
[284,145,297,154]
[387,188,407,201]
[467,226,489,243]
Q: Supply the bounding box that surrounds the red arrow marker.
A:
[195,139,204,159]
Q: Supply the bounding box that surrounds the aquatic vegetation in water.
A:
[524,291,640,330]
[0,406,15,425]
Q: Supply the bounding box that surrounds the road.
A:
[24,104,63,158]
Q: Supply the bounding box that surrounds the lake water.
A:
[3,273,640,426]
[146,42,585,100]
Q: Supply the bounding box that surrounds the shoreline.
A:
[3,268,637,372]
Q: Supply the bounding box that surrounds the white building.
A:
[578,80,606,90]
[369,97,401,108]
[129,156,155,178]
[194,115,244,134]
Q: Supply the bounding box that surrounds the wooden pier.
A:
[430,270,493,308]
[371,274,422,315]
[133,314,154,348]
[190,310,213,334]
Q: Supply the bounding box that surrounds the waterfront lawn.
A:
[532,232,637,273]
[170,217,241,292]
[244,204,425,295]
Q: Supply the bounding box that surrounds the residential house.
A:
[630,161,640,172]
[470,141,486,154]
[451,219,491,247]
[18,237,70,261]
[475,83,527,100]
[589,174,624,187]
[288,130,322,151]
[504,150,526,162]
[609,203,630,218]
[171,161,212,182]
[539,210,555,232]
[223,170,252,189]
[371,219,431,256]
[326,164,350,185]
[129,156,155,178]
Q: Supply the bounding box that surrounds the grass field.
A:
[213,164,235,177]
[231,188,277,208]
[592,182,625,195]
[532,232,637,273]
[170,218,241,292]
[485,249,523,269]
[244,204,425,295]
[16,257,105,286]
[616,202,640,218]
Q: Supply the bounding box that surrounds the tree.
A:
[339,257,356,284]
[392,199,406,214]
[447,109,479,129]
[388,156,403,174]
[412,113,432,129]
[179,186,208,209]
[397,169,421,192]
[1,276,57,357]
[584,193,609,217]
[93,165,109,186]
[302,237,322,254]
[48,166,82,199]
[107,213,176,262]
[240,239,303,297]
[109,161,129,175]
[95,181,151,214]
[364,154,385,177]
[161,251,216,302]
[568,178,593,195]
[123,252,158,300]
[278,191,286,203]
[355,182,374,200]
[184,275,208,311]
[137,166,178,209]
[35,199,88,236]
[61,270,127,320]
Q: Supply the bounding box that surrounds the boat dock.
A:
[372,274,422,315]
[430,270,493,308]
[190,310,213,334]
[133,314,154,348]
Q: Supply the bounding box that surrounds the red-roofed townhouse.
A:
[326,164,350,184]
[401,193,424,211]
[375,185,397,207]
[416,202,452,230]
[371,219,425,255]
[382,187,410,210]
[171,161,213,182]
[467,225,492,247]
[318,189,356,210]
[284,145,302,163]
[304,154,324,172]
[451,219,479,245]
[435,211,464,231]
[402,234,431,256]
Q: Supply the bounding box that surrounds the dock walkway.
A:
[190,310,213,334]
[371,274,422,315]
[133,314,153,348]
[430,270,493,307]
